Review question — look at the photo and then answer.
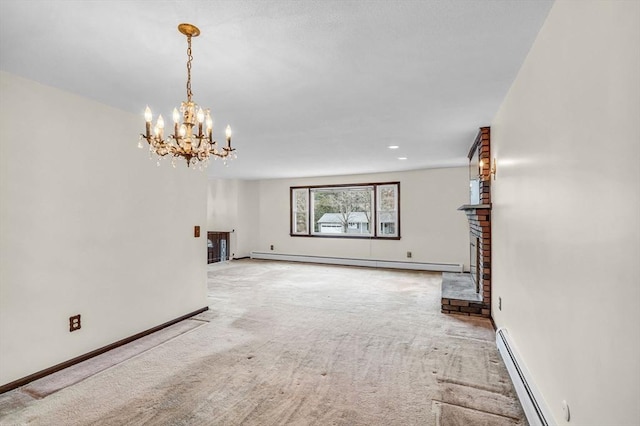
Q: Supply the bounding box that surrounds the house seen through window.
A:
[291,182,399,239]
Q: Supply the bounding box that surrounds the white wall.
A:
[207,178,239,258]
[491,1,640,425]
[206,179,259,259]
[255,167,469,267]
[0,72,208,386]
[236,180,260,258]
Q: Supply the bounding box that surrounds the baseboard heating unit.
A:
[250,252,462,272]
[496,328,555,426]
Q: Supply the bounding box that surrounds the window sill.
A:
[290,234,401,240]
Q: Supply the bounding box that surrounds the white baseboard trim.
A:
[250,252,463,272]
[496,328,555,426]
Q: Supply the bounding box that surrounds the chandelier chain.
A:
[186,35,193,101]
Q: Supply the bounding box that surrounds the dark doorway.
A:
[207,232,230,264]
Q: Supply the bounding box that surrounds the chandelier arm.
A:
[210,145,232,158]
[209,141,220,157]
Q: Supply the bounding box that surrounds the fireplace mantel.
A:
[458,204,492,211]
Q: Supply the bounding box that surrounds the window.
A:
[291,188,309,235]
[377,184,399,237]
[312,186,373,236]
[290,182,400,239]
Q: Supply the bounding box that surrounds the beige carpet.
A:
[0,260,526,425]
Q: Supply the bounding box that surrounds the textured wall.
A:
[0,72,208,386]
[254,167,470,268]
[490,1,640,424]
[207,179,259,258]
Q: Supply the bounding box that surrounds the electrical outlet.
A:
[270,245,274,251]
[406,251,412,258]
[69,314,81,332]
[498,297,502,311]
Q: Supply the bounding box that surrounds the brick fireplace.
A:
[441,127,492,317]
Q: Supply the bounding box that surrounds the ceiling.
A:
[0,0,554,180]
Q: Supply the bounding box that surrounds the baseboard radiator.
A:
[496,328,555,426]
[250,252,462,272]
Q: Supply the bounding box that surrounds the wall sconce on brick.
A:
[480,158,497,181]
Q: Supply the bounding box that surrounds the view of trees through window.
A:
[291,182,399,239]
[313,187,373,235]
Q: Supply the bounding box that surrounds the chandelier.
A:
[139,23,236,169]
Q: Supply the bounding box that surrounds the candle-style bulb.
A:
[225,125,232,139]
[144,106,152,123]
[179,124,186,137]
[197,108,205,123]
[157,115,165,129]
[206,113,213,131]
[172,108,180,124]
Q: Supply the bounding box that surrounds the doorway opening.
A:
[207,232,230,264]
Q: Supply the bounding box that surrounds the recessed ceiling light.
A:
[388,145,399,149]
[398,157,408,160]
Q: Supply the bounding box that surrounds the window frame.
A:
[290,187,310,235]
[376,183,400,238]
[290,182,400,240]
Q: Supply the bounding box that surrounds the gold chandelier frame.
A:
[140,23,236,168]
